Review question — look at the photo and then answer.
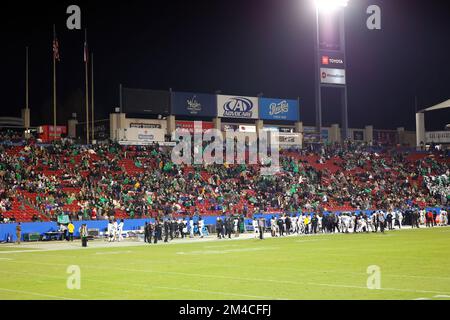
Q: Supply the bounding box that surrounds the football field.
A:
[1,227,450,300]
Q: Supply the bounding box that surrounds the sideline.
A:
[0,225,449,254]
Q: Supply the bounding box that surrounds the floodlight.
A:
[315,0,348,12]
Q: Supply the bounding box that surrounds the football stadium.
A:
[1,0,450,303]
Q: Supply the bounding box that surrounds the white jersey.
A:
[118,222,124,232]
[341,215,351,227]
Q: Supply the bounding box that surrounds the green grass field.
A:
[1,227,450,300]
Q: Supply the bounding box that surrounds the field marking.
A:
[295,239,328,243]
[0,249,49,254]
[176,247,277,255]
[5,249,450,285]
[0,269,286,300]
[3,260,450,299]
[0,258,13,260]
[0,287,76,300]
[307,283,450,295]
[434,295,450,298]
[3,265,450,299]
[203,244,241,249]
[94,250,133,255]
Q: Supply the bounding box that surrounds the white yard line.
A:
[0,287,76,300]
[0,269,285,300]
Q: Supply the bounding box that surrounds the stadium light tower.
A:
[314,0,349,143]
[314,0,348,11]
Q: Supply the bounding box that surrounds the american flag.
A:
[53,36,60,62]
[84,29,89,63]
[84,40,88,63]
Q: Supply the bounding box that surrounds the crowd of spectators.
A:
[0,132,449,224]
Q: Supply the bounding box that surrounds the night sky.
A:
[1,0,449,131]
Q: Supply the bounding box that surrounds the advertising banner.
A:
[119,128,166,145]
[279,133,302,147]
[217,95,259,119]
[222,124,257,132]
[171,92,217,117]
[303,127,329,143]
[426,131,450,144]
[175,121,214,133]
[122,88,170,115]
[259,98,299,121]
[320,51,345,69]
[130,123,162,129]
[238,125,256,133]
[38,125,67,142]
[320,68,346,85]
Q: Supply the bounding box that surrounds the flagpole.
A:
[24,46,30,137]
[53,25,57,141]
[84,29,90,145]
[26,47,29,112]
[91,52,95,142]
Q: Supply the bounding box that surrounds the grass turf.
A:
[0,227,449,300]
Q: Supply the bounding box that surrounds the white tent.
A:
[416,99,450,147]
[419,99,450,113]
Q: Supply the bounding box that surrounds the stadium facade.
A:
[66,88,418,147]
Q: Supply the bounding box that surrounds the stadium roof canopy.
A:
[419,99,450,113]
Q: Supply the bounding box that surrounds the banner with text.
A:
[259,98,299,121]
[217,95,259,119]
[171,92,217,117]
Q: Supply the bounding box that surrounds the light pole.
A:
[314,0,349,143]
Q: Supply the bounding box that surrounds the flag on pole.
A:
[84,30,89,63]
[53,27,60,62]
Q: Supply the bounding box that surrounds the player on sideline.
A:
[117,219,124,242]
[189,218,195,238]
[440,208,448,226]
[113,219,119,242]
[253,218,259,238]
[107,220,114,242]
[198,217,205,238]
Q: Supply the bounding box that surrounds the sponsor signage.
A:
[303,127,329,143]
[263,126,295,133]
[222,124,239,132]
[130,123,162,129]
[171,92,217,117]
[279,133,302,146]
[222,124,257,133]
[175,121,214,133]
[217,95,259,119]
[320,68,346,85]
[426,131,450,144]
[259,98,299,121]
[38,125,67,142]
[239,125,256,133]
[119,128,165,145]
[320,52,345,69]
